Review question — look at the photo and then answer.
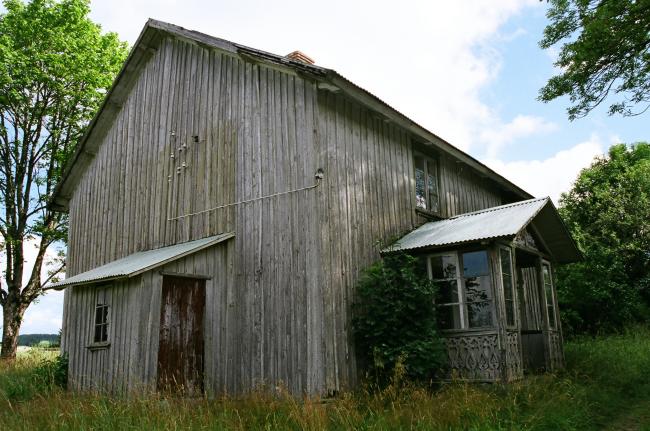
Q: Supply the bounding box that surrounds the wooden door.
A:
[157,275,205,395]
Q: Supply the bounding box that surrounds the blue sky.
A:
[6,0,647,334]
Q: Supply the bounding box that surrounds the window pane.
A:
[464,275,492,302]
[503,274,513,301]
[499,249,511,276]
[543,264,551,286]
[467,301,493,328]
[500,248,516,327]
[94,305,109,343]
[437,280,460,304]
[414,157,426,209]
[431,255,457,279]
[95,306,103,325]
[462,251,489,277]
[548,305,556,328]
[505,299,515,327]
[437,304,463,329]
[94,324,102,343]
[426,160,439,213]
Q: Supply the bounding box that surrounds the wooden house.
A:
[50,20,581,395]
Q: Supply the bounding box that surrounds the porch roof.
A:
[385,198,581,263]
[49,233,234,289]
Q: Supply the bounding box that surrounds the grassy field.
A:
[1,328,650,430]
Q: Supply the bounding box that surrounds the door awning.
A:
[385,198,581,263]
[50,233,234,289]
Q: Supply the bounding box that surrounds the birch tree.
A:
[0,0,127,358]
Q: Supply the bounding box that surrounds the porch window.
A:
[463,251,493,328]
[500,248,516,327]
[414,153,440,213]
[542,263,556,329]
[428,250,494,330]
[430,253,463,329]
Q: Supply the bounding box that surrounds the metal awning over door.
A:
[50,233,234,289]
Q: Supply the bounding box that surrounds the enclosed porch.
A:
[387,197,581,381]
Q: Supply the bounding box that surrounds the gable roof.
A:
[385,197,581,264]
[50,19,533,211]
[49,232,234,289]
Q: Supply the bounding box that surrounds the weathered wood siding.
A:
[315,92,506,389]
[62,241,233,394]
[63,35,324,395]
[66,37,239,275]
[437,154,503,218]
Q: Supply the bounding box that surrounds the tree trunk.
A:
[1,301,27,360]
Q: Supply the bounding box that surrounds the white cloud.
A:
[483,135,606,203]
[480,115,557,157]
[88,0,541,154]
[21,290,64,334]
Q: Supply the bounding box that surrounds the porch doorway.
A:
[157,275,206,395]
[515,249,546,373]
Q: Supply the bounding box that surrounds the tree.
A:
[557,143,650,335]
[0,0,128,359]
[539,0,650,120]
[352,252,446,386]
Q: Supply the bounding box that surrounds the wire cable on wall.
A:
[167,169,324,221]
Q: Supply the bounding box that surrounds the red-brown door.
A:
[157,275,205,395]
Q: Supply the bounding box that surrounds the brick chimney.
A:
[285,50,315,65]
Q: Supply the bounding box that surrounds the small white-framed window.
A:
[413,153,440,214]
[499,247,516,328]
[93,304,109,343]
[92,287,110,345]
[542,262,556,329]
[426,249,494,330]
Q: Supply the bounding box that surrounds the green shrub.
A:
[352,252,446,385]
[33,353,68,390]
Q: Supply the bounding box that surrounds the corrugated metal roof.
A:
[386,198,549,252]
[50,233,234,289]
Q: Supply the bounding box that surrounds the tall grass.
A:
[1,328,650,430]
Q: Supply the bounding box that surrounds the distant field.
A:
[1,328,650,430]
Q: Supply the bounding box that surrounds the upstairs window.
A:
[427,249,494,330]
[414,153,440,214]
[542,263,556,329]
[94,303,109,343]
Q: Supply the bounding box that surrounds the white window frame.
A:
[427,249,495,330]
[428,252,465,329]
[413,152,440,215]
[542,261,557,329]
[90,286,111,347]
[499,246,517,329]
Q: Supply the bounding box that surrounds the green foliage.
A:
[539,0,650,119]
[0,0,128,357]
[18,333,59,347]
[352,252,446,385]
[557,143,650,334]
[0,348,63,402]
[3,330,650,429]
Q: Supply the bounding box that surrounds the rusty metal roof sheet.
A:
[50,233,234,289]
[385,198,581,264]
